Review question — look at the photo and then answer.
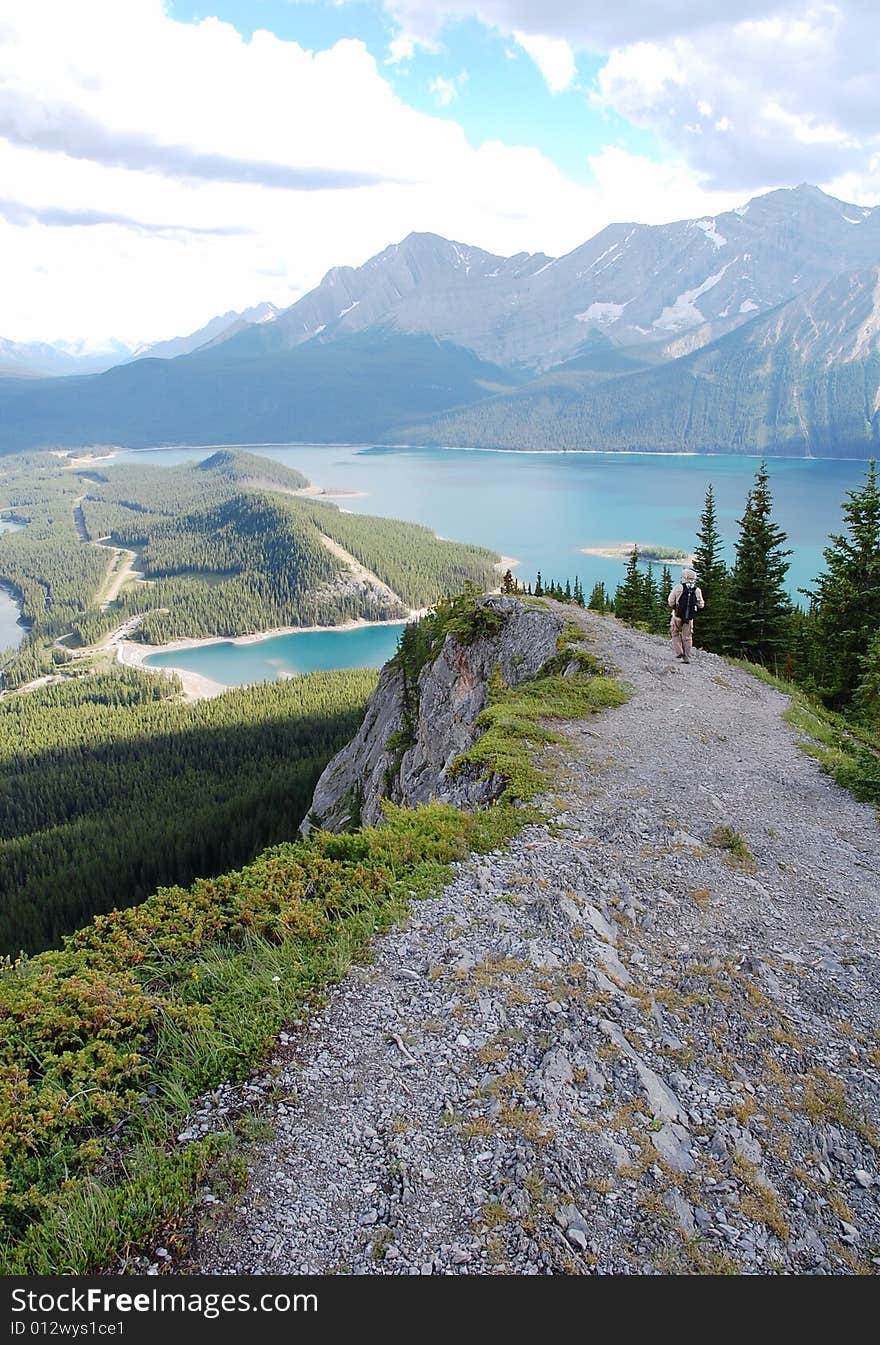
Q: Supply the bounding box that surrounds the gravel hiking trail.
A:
[170,610,879,1276]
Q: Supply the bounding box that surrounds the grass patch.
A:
[708,825,754,870]
[728,657,880,807]
[450,673,627,801]
[0,800,522,1274]
[733,1155,790,1241]
[4,1135,232,1279]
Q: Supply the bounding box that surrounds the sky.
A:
[0,0,877,348]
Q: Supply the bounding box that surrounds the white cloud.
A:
[382,1,880,198]
[585,146,747,226]
[387,36,415,63]
[0,1,614,344]
[429,73,467,107]
[2,0,857,348]
[511,31,575,92]
[382,0,798,50]
[593,6,880,191]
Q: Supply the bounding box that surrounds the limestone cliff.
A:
[303,597,570,831]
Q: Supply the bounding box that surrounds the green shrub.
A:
[708,825,754,869]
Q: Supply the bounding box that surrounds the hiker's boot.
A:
[682,654,690,664]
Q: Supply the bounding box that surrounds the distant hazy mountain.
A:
[0,336,134,378]
[0,332,519,452]
[131,301,280,360]
[0,302,281,379]
[407,267,880,457]
[217,185,879,372]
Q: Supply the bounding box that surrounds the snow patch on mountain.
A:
[653,263,734,332]
[575,302,628,325]
[695,219,727,249]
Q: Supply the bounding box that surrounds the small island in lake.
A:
[581,542,694,563]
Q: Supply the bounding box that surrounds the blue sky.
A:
[169,1,658,184]
[0,1,875,344]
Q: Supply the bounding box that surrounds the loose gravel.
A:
[153,610,880,1275]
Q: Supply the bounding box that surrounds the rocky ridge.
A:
[157,604,879,1276]
[305,596,570,830]
[225,186,880,371]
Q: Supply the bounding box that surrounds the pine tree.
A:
[588,581,607,612]
[854,630,880,730]
[573,577,585,607]
[803,461,880,708]
[658,565,673,631]
[615,547,645,624]
[534,570,544,597]
[642,563,661,630]
[564,579,572,602]
[785,606,814,684]
[726,464,792,667]
[500,568,516,595]
[693,483,729,653]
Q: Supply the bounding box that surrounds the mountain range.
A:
[0,335,134,379]
[218,184,879,373]
[0,302,281,377]
[0,184,878,457]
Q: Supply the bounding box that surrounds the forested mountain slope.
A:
[2,186,878,456]
[0,667,376,954]
[407,268,880,457]
[0,450,499,685]
[210,185,880,371]
[0,333,519,453]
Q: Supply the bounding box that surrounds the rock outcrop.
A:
[303,597,570,831]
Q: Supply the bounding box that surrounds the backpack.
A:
[676,583,698,622]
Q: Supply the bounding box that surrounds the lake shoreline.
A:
[116,612,423,701]
[581,544,695,563]
[87,442,873,464]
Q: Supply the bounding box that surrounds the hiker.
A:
[668,567,704,663]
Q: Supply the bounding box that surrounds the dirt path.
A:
[141,611,880,1276]
[96,547,140,610]
[71,494,141,611]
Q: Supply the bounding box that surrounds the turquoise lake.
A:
[0,519,25,650]
[116,444,872,688]
[0,588,23,651]
[145,621,406,686]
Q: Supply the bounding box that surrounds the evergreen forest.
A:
[0,447,498,953]
[0,665,376,954]
[0,448,499,686]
